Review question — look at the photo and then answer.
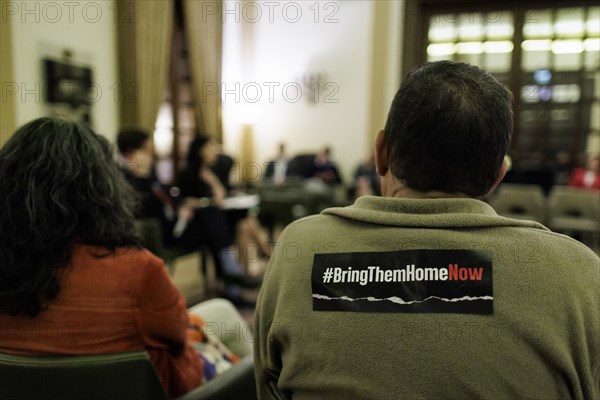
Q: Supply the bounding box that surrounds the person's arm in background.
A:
[211,153,235,194]
[180,167,225,209]
[304,161,317,179]
[137,252,204,398]
[200,166,226,207]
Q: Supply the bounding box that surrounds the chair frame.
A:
[0,351,168,400]
[135,218,213,293]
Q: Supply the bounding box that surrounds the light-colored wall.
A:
[222,0,404,183]
[4,0,405,166]
[7,0,119,141]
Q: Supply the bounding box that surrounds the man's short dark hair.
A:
[384,61,513,197]
[117,128,150,155]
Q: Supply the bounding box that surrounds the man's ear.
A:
[375,130,389,177]
[487,157,508,194]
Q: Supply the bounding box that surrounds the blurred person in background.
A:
[553,151,573,186]
[264,143,290,185]
[211,144,236,193]
[180,135,271,272]
[118,129,259,305]
[569,153,600,189]
[305,146,342,185]
[352,151,380,198]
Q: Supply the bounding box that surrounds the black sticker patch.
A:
[311,250,493,314]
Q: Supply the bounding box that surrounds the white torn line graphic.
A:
[312,293,493,305]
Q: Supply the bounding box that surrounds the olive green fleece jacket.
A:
[254,196,599,400]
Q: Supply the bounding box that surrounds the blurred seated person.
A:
[117,128,258,296]
[304,146,342,185]
[211,146,235,193]
[264,143,290,185]
[553,151,573,186]
[352,152,380,198]
[0,118,205,398]
[569,153,600,189]
[180,135,271,270]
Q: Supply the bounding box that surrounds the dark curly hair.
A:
[0,118,141,317]
[384,61,513,197]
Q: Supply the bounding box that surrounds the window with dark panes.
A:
[413,2,599,189]
[154,0,198,185]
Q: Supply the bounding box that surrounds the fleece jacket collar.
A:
[322,195,551,230]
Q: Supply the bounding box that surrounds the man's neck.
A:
[386,180,469,199]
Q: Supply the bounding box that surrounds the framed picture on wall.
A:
[41,44,94,128]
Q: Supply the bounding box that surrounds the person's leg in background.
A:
[179,206,244,279]
[235,216,271,272]
[225,209,271,272]
[177,207,260,305]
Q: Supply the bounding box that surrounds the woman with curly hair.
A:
[0,118,203,398]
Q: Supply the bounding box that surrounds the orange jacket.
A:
[0,244,203,398]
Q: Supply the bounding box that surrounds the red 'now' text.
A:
[448,264,483,281]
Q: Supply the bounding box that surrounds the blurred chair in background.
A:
[548,186,600,248]
[490,183,547,224]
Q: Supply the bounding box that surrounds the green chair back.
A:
[0,351,168,400]
[490,183,547,224]
[549,186,600,233]
[135,218,168,257]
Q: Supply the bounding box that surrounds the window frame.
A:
[402,0,599,167]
